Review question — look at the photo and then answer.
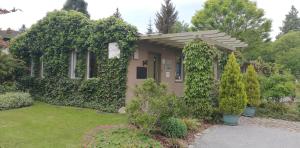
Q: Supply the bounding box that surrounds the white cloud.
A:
[0,0,299,39]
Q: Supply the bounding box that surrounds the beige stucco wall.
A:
[125,41,184,104]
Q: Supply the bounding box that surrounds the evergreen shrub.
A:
[219,53,247,115]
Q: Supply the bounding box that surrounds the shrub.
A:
[259,102,288,114]
[244,64,261,107]
[94,128,162,148]
[161,117,187,138]
[256,102,300,122]
[126,79,184,133]
[183,41,216,119]
[0,82,18,93]
[219,53,247,115]
[0,92,33,110]
[260,72,296,102]
[181,118,200,131]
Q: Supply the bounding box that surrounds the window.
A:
[86,51,97,79]
[175,55,183,81]
[30,59,34,77]
[136,67,147,79]
[69,51,77,79]
[40,56,44,78]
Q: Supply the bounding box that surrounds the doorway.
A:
[148,52,161,83]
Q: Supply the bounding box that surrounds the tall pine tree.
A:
[63,0,89,17]
[277,5,300,38]
[146,18,154,34]
[155,0,178,34]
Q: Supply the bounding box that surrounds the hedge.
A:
[0,92,33,110]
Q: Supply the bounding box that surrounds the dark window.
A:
[136,67,147,79]
[175,55,183,81]
[88,52,97,78]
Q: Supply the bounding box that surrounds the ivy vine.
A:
[183,40,217,120]
[10,10,138,112]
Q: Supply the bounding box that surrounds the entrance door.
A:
[148,53,161,83]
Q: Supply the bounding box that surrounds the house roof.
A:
[139,30,247,50]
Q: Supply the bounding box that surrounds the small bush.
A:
[181,118,200,131]
[127,79,185,133]
[161,117,187,138]
[0,92,33,110]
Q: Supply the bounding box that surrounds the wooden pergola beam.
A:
[139,30,247,50]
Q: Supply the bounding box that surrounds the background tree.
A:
[170,21,190,33]
[277,6,300,38]
[268,31,300,78]
[146,18,154,34]
[63,0,89,17]
[0,8,22,15]
[244,65,261,107]
[0,50,23,82]
[113,8,122,19]
[19,24,27,33]
[155,0,178,33]
[192,0,272,62]
[219,53,247,115]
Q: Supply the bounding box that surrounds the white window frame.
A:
[40,56,44,78]
[30,59,34,77]
[70,51,77,79]
[86,51,90,79]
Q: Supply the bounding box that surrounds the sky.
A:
[0,0,299,39]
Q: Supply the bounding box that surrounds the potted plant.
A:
[219,53,247,126]
[243,64,261,117]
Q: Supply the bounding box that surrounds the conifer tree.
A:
[146,18,154,34]
[278,5,300,38]
[155,0,178,33]
[244,65,261,107]
[113,8,122,19]
[219,53,247,115]
[63,0,89,17]
[19,24,26,33]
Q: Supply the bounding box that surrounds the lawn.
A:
[0,102,127,148]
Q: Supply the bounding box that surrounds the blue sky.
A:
[0,0,299,39]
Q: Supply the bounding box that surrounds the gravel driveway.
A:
[190,117,300,148]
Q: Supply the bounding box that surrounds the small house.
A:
[126,30,247,103]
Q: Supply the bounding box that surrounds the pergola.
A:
[140,30,248,50]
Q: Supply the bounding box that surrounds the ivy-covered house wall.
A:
[10,10,138,112]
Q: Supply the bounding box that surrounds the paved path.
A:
[190,117,300,148]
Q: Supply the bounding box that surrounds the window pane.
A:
[175,55,183,80]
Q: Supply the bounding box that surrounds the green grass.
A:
[93,128,162,148]
[0,102,127,148]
